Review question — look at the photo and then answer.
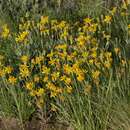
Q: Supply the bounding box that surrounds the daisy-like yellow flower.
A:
[8,76,17,85]
[64,77,71,85]
[43,76,49,82]
[36,88,44,97]
[58,21,66,29]
[20,55,28,63]
[42,65,50,75]
[77,73,85,82]
[51,72,60,81]
[4,66,13,74]
[84,18,92,24]
[40,16,49,25]
[63,64,72,74]
[47,82,57,92]
[110,7,117,15]
[1,24,10,39]
[56,87,62,94]
[35,56,44,64]
[26,82,33,90]
[77,35,87,46]
[104,15,112,24]
[19,64,30,77]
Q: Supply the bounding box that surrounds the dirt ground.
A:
[0,118,73,130]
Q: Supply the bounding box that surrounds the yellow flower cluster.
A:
[0,4,129,109]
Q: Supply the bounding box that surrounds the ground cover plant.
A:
[0,0,130,130]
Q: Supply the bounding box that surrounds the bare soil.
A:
[0,118,73,130]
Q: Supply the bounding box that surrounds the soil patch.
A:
[0,118,73,130]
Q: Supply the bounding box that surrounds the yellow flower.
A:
[60,75,66,81]
[89,59,94,64]
[105,52,112,59]
[88,23,98,32]
[72,62,80,73]
[104,15,112,24]
[56,87,62,94]
[47,82,57,91]
[77,73,85,82]
[50,91,57,98]
[20,55,28,63]
[92,70,100,79]
[77,35,87,46]
[84,18,92,24]
[1,24,10,39]
[51,72,60,81]
[48,59,57,65]
[4,66,13,74]
[8,76,17,85]
[58,21,66,29]
[43,76,49,82]
[26,82,33,90]
[35,56,44,64]
[19,64,30,77]
[110,7,117,15]
[31,56,44,65]
[82,52,88,58]
[15,31,29,43]
[40,16,49,25]
[55,44,67,50]
[64,77,71,85]
[91,51,97,58]
[36,88,44,96]
[47,51,54,58]
[42,65,50,75]
[122,2,128,9]
[60,30,68,40]
[63,64,72,74]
